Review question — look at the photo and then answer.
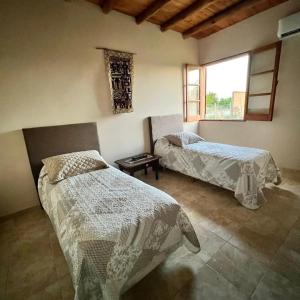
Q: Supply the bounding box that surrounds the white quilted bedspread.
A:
[38,166,200,300]
[155,137,281,209]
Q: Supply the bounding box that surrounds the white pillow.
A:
[165,132,205,147]
[42,150,108,183]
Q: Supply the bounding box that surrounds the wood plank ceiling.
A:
[87,0,288,39]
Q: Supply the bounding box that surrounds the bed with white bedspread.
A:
[38,165,200,300]
[155,137,281,209]
[22,122,200,300]
[149,114,281,210]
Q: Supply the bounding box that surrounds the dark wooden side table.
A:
[115,153,161,180]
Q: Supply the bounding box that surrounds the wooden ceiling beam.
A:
[182,0,250,38]
[135,0,172,24]
[182,0,288,39]
[161,0,214,32]
[101,0,116,14]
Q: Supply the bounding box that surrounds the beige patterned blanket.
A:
[38,166,200,300]
[155,137,281,209]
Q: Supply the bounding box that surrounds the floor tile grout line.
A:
[205,264,249,299]
[206,240,268,299]
[248,270,267,299]
[173,262,250,300]
[191,220,229,244]
[218,234,277,299]
[194,219,233,243]
[248,224,297,299]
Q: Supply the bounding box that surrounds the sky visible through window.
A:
[206,55,249,98]
[205,54,249,120]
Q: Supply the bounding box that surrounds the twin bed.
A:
[149,114,281,210]
[22,117,281,299]
[22,122,200,300]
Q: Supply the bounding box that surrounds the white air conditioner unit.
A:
[278,11,300,39]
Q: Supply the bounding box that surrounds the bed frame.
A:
[148,114,183,153]
[22,122,100,193]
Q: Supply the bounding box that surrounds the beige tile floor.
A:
[0,168,299,300]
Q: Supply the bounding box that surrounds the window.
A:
[183,41,282,122]
[183,65,202,122]
[245,42,282,121]
[205,54,249,120]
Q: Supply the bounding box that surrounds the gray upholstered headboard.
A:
[148,114,183,153]
[23,122,100,187]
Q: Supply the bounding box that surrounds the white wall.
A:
[198,0,300,170]
[0,0,199,217]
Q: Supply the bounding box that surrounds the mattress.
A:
[38,165,200,300]
[155,137,281,209]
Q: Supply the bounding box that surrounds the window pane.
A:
[249,72,273,94]
[248,95,270,114]
[187,67,200,85]
[205,55,249,120]
[187,85,199,101]
[232,92,246,118]
[250,48,276,74]
[187,101,200,116]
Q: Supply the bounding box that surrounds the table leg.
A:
[144,167,148,175]
[155,162,159,180]
[130,171,135,177]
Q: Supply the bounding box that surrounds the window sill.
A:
[200,119,245,122]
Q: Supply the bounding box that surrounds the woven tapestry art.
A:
[104,49,134,114]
